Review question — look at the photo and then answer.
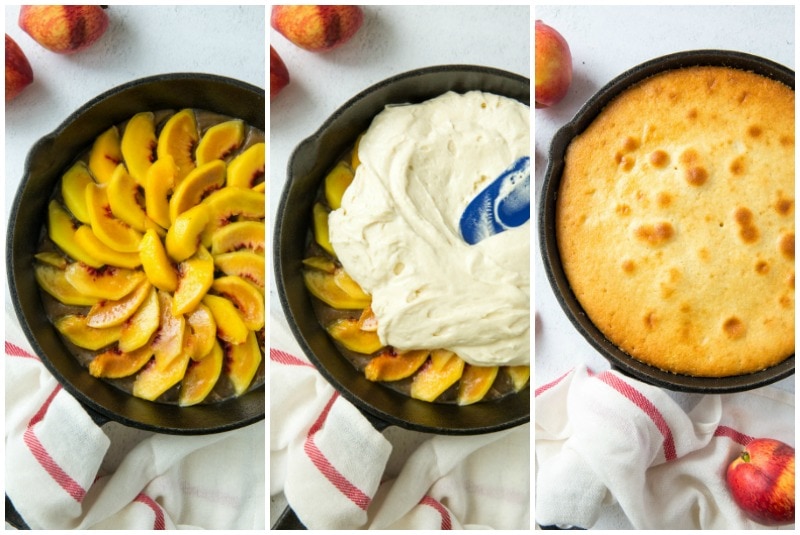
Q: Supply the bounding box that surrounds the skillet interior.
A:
[275,65,531,434]
[538,50,795,393]
[7,73,266,434]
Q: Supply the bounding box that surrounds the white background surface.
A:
[534,4,795,395]
[269,4,530,526]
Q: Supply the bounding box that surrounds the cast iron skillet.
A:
[539,50,795,393]
[274,65,531,434]
[7,73,265,434]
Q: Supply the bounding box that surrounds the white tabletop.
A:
[534,5,795,394]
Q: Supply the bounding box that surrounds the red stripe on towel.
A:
[535,368,574,397]
[420,495,452,529]
[597,371,678,461]
[23,385,87,502]
[714,425,754,446]
[135,493,166,529]
[270,348,313,368]
[304,392,372,510]
[6,341,38,360]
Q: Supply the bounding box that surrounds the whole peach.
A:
[19,5,109,54]
[535,20,572,109]
[271,5,363,52]
[5,34,34,102]
[726,438,795,526]
[270,46,290,100]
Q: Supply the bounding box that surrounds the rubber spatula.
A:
[459,156,530,245]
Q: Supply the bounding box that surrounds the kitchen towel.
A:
[5,306,265,530]
[535,365,795,530]
[270,309,531,529]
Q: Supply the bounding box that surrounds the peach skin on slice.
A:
[132,348,191,402]
[47,200,104,267]
[88,125,123,184]
[107,163,149,231]
[86,279,152,328]
[139,228,178,292]
[211,275,265,331]
[150,290,186,367]
[303,268,370,310]
[118,285,160,352]
[410,350,465,402]
[54,314,123,351]
[185,303,217,360]
[225,329,262,396]
[60,161,94,224]
[324,161,355,210]
[201,187,265,246]
[210,220,265,256]
[73,225,141,269]
[195,119,245,166]
[35,262,99,306]
[226,142,265,188]
[165,203,211,263]
[326,317,383,354]
[85,182,143,253]
[144,154,177,230]
[456,364,499,406]
[120,111,157,186]
[213,251,265,292]
[168,159,226,223]
[505,365,530,392]
[312,202,334,255]
[89,344,154,379]
[64,262,146,301]
[172,245,215,316]
[202,293,249,345]
[364,349,429,382]
[156,108,198,183]
[179,340,223,406]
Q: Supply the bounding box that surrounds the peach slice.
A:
[172,245,215,316]
[505,365,530,392]
[410,349,465,402]
[226,142,265,188]
[120,111,157,186]
[144,154,177,229]
[118,285,160,352]
[34,262,99,306]
[168,159,226,223]
[210,220,265,256]
[195,119,245,166]
[165,203,211,262]
[201,187,265,246]
[86,279,152,328]
[211,275,265,330]
[179,340,223,406]
[132,347,191,402]
[47,200,103,267]
[73,225,142,269]
[54,314,123,351]
[324,161,354,210]
[150,290,186,366]
[301,255,336,274]
[357,305,378,332]
[35,251,68,269]
[107,163,149,231]
[326,317,383,354]
[185,303,217,360]
[456,365,499,406]
[364,349,429,382]
[156,108,198,183]
[225,329,262,396]
[312,202,334,255]
[351,134,363,169]
[88,125,123,184]
[64,262,146,301]
[60,161,94,224]
[252,181,266,194]
[88,344,154,379]
[139,228,178,292]
[213,250,265,292]
[202,293,249,345]
[85,182,143,253]
[302,268,371,309]
[333,268,370,301]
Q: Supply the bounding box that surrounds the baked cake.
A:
[556,65,794,377]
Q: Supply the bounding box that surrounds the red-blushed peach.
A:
[271,5,363,52]
[19,5,109,54]
[535,20,572,109]
[726,437,795,525]
[270,45,290,100]
[5,34,33,102]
